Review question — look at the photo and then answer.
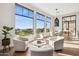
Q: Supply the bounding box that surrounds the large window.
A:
[15,4,34,36]
[46,17,51,32]
[36,12,45,33]
[15,4,52,35]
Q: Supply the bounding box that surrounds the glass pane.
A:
[46,22,50,32]
[28,10,34,18]
[47,22,50,28]
[36,20,44,33]
[15,5,22,15]
[46,17,51,22]
[71,16,76,20]
[36,13,44,20]
[36,13,40,19]
[15,15,33,36]
[66,17,70,21]
[46,17,51,32]
[69,22,75,35]
[23,8,28,16]
[63,18,66,21]
[40,15,44,20]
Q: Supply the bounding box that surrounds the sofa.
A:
[30,45,53,56]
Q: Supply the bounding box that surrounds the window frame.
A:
[15,3,52,35]
[15,3,34,36]
[46,16,51,32]
[15,3,34,19]
[36,12,45,33]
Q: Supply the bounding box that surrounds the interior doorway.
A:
[62,15,76,37]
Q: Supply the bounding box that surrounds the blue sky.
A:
[15,15,33,29]
[15,15,51,29]
[15,15,45,29]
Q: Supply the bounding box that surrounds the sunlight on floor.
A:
[64,40,79,49]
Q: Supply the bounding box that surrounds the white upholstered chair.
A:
[54,38,64,50]
[13,38,28,51]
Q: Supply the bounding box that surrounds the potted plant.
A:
[1,26,13,50]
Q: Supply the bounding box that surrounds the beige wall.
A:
[0,3,15,35]
[0,3,15,49]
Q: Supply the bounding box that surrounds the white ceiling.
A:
[31,3,79,16]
